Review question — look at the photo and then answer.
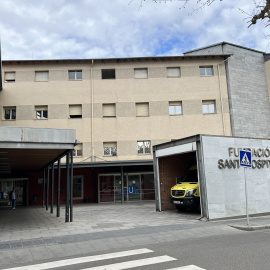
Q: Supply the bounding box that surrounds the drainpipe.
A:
[90,59,95,162]
[217,64,226,136]
[217,56,232,136]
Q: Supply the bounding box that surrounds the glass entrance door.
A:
[127,175,141,201]
[114,176,122,201]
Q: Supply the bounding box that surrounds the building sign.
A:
[218,147,270,169]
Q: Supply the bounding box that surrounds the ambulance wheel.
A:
[176,205,185,212]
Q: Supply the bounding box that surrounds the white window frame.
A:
[4,107,16,120]
[35,71,49,82]
[167,67,181,78]
[134,68,148,79]
[73,143,83,157]
[103,142,117,156]
[4,72,15,83]
[35,106,48,119]
[137,141,151,155]
[199,66,213,76]
[202,100,216,114]
[68,70,82,80]
[169,101,182,115]
[73,176,84,199]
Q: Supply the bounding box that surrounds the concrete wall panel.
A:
[202,135,270,219]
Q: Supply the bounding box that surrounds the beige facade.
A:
[0,56,232,163]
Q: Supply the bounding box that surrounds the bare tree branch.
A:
[130,0,270,28]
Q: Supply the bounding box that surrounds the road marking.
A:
[2,248,153,270]
[167,266,206,270]
[81,255,177,270]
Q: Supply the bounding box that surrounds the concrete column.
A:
[57,159,61,217]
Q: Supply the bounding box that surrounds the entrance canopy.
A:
[0,126,76,175]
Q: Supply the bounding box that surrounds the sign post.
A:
[239,150,252,226]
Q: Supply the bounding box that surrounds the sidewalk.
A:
[0,202,267,268]
[226,215,270,231]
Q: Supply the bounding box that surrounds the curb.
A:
[229,224,270,231]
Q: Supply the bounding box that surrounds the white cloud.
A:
[0,0,268,60]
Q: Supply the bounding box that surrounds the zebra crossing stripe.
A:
[167,265,206,270]
[81,255,177,270]
[2,248,154,270]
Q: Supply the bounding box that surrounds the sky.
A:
[0,0,268,60]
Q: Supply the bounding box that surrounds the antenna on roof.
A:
[0,36,2,91]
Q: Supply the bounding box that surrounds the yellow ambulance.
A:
[170,164,200,211]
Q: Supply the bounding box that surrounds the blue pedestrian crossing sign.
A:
[240,150,252,168]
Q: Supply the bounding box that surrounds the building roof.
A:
[184,41,264,55]
[2,54,232,65]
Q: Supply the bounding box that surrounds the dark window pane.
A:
[36,111,41,119]
[11,110,16,120]
[43,110,48,118]
[69,71,75,80]
[200,67,205,76]
[76,71,82,80]
[70,115,82,118]
[5,110,10,120]
[206,67,213,76]
[102,69,115,79]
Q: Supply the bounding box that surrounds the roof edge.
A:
[184,41,264,55]
[1,54,232,64]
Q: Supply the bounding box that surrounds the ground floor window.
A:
[73,176,83,199]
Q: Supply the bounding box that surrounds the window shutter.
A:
[136,103,149,116]
[75,144,82,151]
[103,104,116,117]
[35,106,47,111]
[167,67,180,77]
[103,142,117,148]
[69,105,82,115]
[169,101,181,106]
[134,68,148,79]
[35,71,49,81]
[5,72,15,81]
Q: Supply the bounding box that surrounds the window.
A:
[202,100,216,114]
[134,68,148,79]
[102,69,115,79]
[4,72,15,82]
[200,66,213,76]
[69,105,82,118]
[167,67,180,77]
[73,143,82,157]
[4,107,16,120]
[35,106,48,119]
[68,70,82,80]
[35,71,49,82]
[137,141,151,155]
[103,104,116,117]
[103,142,117,156]
[136,103,149,117]
[73,176,83,199]
[169,101,182,115]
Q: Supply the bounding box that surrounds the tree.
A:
[130,0,270,28]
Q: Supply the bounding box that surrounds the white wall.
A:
[202,135,270,219]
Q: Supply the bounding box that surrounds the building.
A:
[0,41,269,207]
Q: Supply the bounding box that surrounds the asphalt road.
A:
[3,229,270,270]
